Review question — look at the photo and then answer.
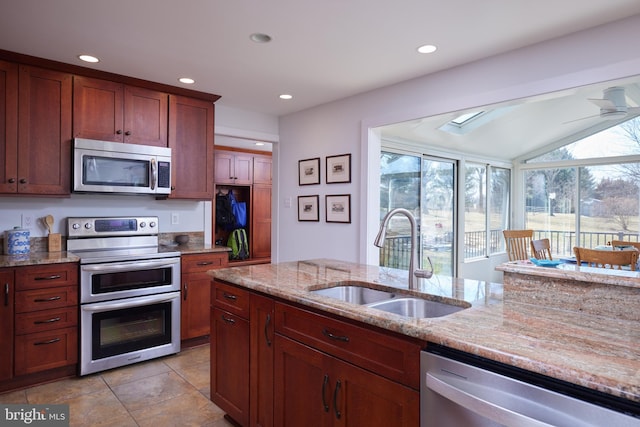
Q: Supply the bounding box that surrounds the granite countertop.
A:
[0,251,80,267]
[160,243,231,255]
[210,258,640,403]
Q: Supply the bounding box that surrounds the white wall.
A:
[276,14,640,281]
[0,106,279,243]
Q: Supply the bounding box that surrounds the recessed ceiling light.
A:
[417,44,437,54]
[279,94,293,100]
[179,77,195,84]
[78,54,99,63]
[250,33,272,43]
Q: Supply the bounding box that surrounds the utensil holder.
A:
[48,233,62,252]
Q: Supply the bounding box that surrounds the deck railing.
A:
[379,230,639,268]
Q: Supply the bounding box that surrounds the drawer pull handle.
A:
[264,314,272,347]
[333,379,342,419]
[34,338,60,346]
[34,317,61,324]
[4,283,8,307]
[196,261,214,266]
[322,328,350,343]
[34,275,61,281]
[223,293,237,301]
[322,374,330,412]
[34,296,61,302]
[183,282,188,300]
[222,315,236,324]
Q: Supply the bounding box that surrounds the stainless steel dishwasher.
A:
[421,345,640,427]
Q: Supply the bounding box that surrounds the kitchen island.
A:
[210,258,639,408]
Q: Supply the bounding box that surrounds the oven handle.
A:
[81,258,180,273]
[81,292,180,313]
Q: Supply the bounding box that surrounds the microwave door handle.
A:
[150,158,157,190]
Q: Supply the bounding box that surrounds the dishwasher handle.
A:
[427,372,557,427]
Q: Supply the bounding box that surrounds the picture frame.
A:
[298,195,320,221]
[299,157,321,185]
[325,194,351,223]
[326,153,351,184]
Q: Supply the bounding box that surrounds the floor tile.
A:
[0,389,27,403]
[171,360,210,390]
[111,370,195,412]
[164,345,209,371]
[100,358,172,388]
[26,375,109,404]
[131,388,225,427]
[64,388,136,427]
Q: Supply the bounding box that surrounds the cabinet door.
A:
[252,184,272,259]
[211,307,250,427]
[0,269,14,381]
[250,293,274,427]
[253,155,272,185]
[233,153,253,185]
[73,76,124,142]
[332,357,419,427]
[181,273,211,340]
[18,66,72,195]
[274,335,332,427]
[124,85,168,147]
[168,95,214,199]
[0,60,18,194]
[214,151,235,184]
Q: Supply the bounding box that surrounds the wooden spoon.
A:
[44,215,54,234]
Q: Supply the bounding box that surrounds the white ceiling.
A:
[2,0,640,118]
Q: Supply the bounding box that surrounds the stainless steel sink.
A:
[311,282,397,304]
[311,281,469,318]
[366,297,468,319]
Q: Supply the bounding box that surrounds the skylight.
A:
[450,111,484,126]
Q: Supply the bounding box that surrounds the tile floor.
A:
[0,345,236,427]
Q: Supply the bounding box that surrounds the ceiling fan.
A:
[566,86,640,124]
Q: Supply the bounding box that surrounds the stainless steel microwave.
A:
[73,138,172,195]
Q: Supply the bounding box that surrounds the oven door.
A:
[80,292,180,375]
[80,257,181,303]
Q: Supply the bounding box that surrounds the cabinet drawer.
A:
[15,306,78,335]
[14,327,78,375]
[182,252,228,273]
[275,302,422,389]
[16,263,78,290]
[15,286,78,313]
[212,281,249,318]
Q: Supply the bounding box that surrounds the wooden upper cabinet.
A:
[73,76,168,147]
[168,95,214,199]
[17,65,72,195]
[253,154,272,185]
[214,150,253,185]
[0,60,18,194]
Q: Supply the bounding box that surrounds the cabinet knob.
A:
[116,130,123,135]
[8,178,15,183]
[19,178,27,184]
[125,131,131,136]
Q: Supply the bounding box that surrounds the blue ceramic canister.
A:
[4,226,30,255]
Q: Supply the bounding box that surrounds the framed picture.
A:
[299,157,321,185]
[326,194,351,223]
[298,195,320,221]
[326,154,351,184]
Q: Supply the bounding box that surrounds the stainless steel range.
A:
[67,216,181,376]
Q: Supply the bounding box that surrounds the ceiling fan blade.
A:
[562,113,602,125]
[588,98,615,109]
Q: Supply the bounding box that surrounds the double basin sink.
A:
[311,281,469,319]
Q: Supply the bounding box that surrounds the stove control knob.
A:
[149,221,156,228]
[72,223,80,230]
[140,222,146,228]
[84,223,92,229]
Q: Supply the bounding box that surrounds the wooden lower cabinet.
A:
[0,269,15,381]
[210,280,421,427]
[274,335,419,427]
[181,252,228,341]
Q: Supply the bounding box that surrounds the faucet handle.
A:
[414,257,434,279]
